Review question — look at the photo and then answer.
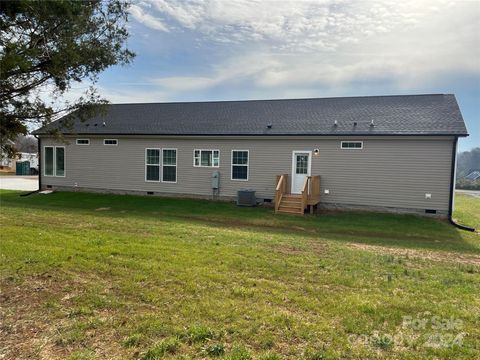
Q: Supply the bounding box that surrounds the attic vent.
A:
[266,123,272,129]
[102,122,106,127]
[370,120,375,127]
[334,120,338,126]
[85,124,90,127]
[353,121,357,126]
[94,123,98,126]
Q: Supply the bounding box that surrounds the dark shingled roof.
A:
[33,94,469,137]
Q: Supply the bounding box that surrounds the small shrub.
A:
[142,337,179,360]
[203,343,225,357]
[123,333,143,348]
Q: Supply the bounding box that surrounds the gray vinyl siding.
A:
[40,136,454,212]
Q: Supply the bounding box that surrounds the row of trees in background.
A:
[456,147,480,190]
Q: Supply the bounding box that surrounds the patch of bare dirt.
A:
[0,274,65,359]
[0,272,126,360]
[347,243,480,266]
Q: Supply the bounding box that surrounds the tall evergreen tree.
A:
[0,0,135,155]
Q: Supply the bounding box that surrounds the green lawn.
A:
[0,190,479,359]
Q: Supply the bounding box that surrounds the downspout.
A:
[448,136,475,232]
[36,135,41,190]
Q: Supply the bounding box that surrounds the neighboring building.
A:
[0,151,38,173]
[18,152,39,170]
[33,94,469,217]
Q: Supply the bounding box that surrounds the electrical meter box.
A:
[211,171,220,189]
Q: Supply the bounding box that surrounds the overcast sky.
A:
[85,0,479,151]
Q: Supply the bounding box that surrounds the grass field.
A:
[0,190,479,359]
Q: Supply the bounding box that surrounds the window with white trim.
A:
[55,147,65,176]
[44,146,65,177]
[104,139,118,145]
[44,146,54,176]
[162,149,177,183]
[145,148,160,182]
[194,149,219,167]
[76,139,90,145]
[231,150,249,181]
[341,141,363,149]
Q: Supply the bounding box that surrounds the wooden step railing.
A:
[275,174,288,212]
[275,174,321,214]
[300,176,310,213]
[308,175,321,204]
[299,175,322,214]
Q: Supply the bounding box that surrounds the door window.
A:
[296,154,309,174]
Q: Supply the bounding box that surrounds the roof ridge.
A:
[108,93,451,106]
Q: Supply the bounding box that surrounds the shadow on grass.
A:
[1,189,478,254]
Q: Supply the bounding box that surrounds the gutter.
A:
[448,137,475,232]
[32,132,469,137]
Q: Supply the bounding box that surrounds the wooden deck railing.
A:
[275,174,288,212]
[300,176,308,213]
[308,175,321,203]
[302,175,321,213]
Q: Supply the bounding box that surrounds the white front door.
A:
[291,151,311,194]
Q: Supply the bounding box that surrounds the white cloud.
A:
[131,0,464,52]
[129,4,169,32]
[132,0,479,96]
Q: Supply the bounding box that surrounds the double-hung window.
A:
[231,150,249,181]
[162,149,177,183]
[145,148,177,183]
[145,149,160,182]
[194,149,219,167]
[44,146,65,177]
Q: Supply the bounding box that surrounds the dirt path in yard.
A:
[347,243,480,266]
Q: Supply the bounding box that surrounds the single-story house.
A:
[33,94,469,217]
